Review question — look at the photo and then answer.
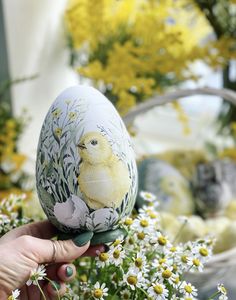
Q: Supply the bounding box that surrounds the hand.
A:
[0,220,103,299]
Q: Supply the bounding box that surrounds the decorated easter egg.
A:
[36,85,137,233]
[137,158,194,215]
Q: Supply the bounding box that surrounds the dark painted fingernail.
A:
[66,266,74,277]
[51,281,60,291]
[72,231,94,247]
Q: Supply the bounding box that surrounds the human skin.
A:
[0,220,103,299]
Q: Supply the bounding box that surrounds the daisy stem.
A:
[45,277,60,300]
[207,291,221,300]
[173,220,188,245]
[138,287,149,298]
[111,286,122,298]
[132,289,136,300]
[36,280,46,300]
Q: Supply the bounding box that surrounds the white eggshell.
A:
[36,85,137,233]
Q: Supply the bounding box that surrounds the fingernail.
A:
[51,281,60,291]
[66,266,74,277]
[73,231,94,247]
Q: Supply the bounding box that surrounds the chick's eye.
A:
[90,139,98,146]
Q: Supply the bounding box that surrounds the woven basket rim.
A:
[124,87,236,267]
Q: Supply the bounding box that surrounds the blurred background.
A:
[1,0,236,298]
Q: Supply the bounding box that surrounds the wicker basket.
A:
[123,87,236,290]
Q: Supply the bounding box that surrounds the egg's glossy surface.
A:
[36,86,137,233]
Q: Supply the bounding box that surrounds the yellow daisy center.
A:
[145,193,152,199]
[113,239,121,247]
[113,249,120,259]
[135,258,143,268]
[173,264,178,272]
[158,236,167,246]
[185,285,193,293]
[174,276,180,284]
[127,276,137,286]
[199,247,208,257]
[128,237,135,244]
[137,232,145,240]
[148,211,158,219]
[159,258,166,265]
[181,255,188,263]
[94,288,103,298]
[220,286,227,294]
[140,219,149,227]
[154,285,163,294]
[193,258,200,267]
[124,218,133,225]
[162,269,172,279]
[99,253,109,262]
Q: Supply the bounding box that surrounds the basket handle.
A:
[123,87,236,126]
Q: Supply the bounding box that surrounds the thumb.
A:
[22,233,93,264]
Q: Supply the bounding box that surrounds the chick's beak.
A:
[78,143,86,150]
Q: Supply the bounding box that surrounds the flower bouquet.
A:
[6,193,228,300]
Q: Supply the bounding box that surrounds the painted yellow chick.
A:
[77,132,131,210]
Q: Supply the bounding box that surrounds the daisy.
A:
[120,289,131,299]
[139,191,157,202]
[187,256,204,272]
[95,250,110,268]
[26,264,47,286]
[123,267,145,290]
[147,282,169,300]
[170,274,181,289]
[180,282,198,298]
[8,289,20,300]
[92,282,108,299]
[150,231,172,251]
[131,216,154,233]
[193,244,212,263]
[108,245,125,266]
[218,284,228,300]
[133,251,148,273]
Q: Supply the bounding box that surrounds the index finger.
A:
[0,220,57,244]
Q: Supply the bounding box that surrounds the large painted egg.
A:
[36,85,138,233]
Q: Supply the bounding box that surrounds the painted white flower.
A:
[218,284,228,300]
[180,282,198,298]
[26,265,47,286]
[53,195,118,231]
[8,289,20,300]
[92,282,108,299]
[139,190,157,202]
[147,282,169,299]
[123,267,145,290]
